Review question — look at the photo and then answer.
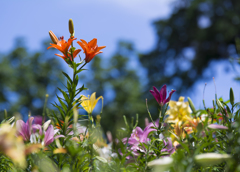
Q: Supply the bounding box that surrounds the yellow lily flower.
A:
[165,96,192,124]
[81,92,103,114]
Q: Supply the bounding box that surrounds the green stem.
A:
[158,106,162,131]
[79,62,87,70]
[88,113,94,171]
[42,94,49,125]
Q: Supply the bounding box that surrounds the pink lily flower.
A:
[161,138,175,155]
[122,119,174,159]
[16,117,35,141]
[43,125,64,146]
[16,117,64,146]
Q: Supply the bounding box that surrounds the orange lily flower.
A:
[77,38,106,63]
[47,36,81,61]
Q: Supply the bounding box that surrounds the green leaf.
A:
[67,81,72,91]
[62,72,73,84]
[74,74,79,85]
[51,110,62,128]
[95,156,108,163]
[52,102,65,119]
[58,87,70,103]
[77,69,86,73]
[57,96,68,112]
[75,85,87,96]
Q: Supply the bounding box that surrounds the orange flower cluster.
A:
[47,30,106,64]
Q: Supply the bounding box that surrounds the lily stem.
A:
[88,113,94,171]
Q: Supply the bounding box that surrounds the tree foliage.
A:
[140,0,240,95]
[0,38,64,118]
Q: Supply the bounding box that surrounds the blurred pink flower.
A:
[16,117,35,141]
[16,117,64,146]
[44,125,64,146]
[122,120,174,159]
[161,138,175,155]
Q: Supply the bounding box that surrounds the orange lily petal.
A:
[73,49,81,58]
[97,46,106,51]
[55,54,67,60]
[89,38,97,47]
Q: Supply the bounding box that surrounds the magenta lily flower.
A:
[150,85,176,106]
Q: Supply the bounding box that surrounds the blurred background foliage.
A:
[140,0,240,96]
[1,0,240,134]
[0,38,64,120]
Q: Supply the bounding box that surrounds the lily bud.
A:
[69,19,74,35]
[49,31,58,44]
[6,116,15,124]
[195,153,231,166]
[230,87,234,105]
[187,97,196,114]
[43,120,51,131]
[208,124,228,130]
[148,157,173,172]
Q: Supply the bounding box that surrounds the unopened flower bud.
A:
[43,120,51,131]
[148,157,173,172]
[49,31,58,44]
[69,19,74,35]
[208,124,228,130]
[195,153,231,166]
[187,97,196,113]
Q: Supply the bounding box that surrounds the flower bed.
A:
[0,19,238,172]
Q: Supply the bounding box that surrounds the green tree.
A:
[0,38,64,119]
[140,0,240,96]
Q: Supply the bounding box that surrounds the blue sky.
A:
[1,0,240,109]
